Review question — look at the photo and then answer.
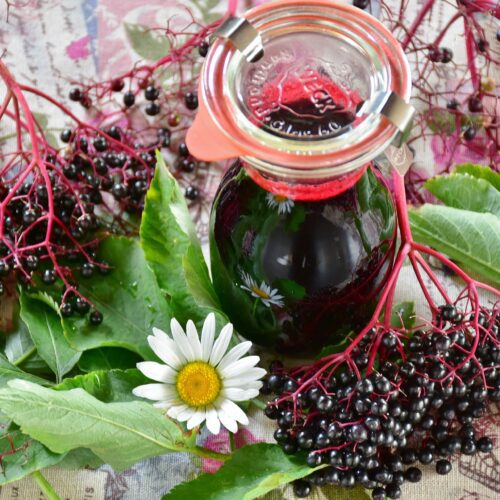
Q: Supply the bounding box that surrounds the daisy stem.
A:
[229,432,236,452]
[250,398,266,410]
[31,471,61,500]
[190,445,231,461]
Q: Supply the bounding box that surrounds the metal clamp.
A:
[212,16,264,63]
[371,91,415,147]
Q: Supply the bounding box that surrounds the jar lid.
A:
[187,0,413,180]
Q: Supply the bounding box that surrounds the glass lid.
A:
[188,0,412,178]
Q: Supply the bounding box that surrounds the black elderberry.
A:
[75,297,90,314]
[441,47,453,63]
[371,398,388,416]
[436,459,452,475]
[198,41,209,57]
[461,439,477,455]
[356,378,374,394]
[264,404,279,419]
[112,183,128,200]
[123,91,135,107]
[292,479,311,498]
[81,262,94,278]
[69,87,82,101]
[60,302,73,317]
[306,451,322,467]
[382,333,397,349]
[468,97,483,113]
[463,126,476,141]
[25,255,39,270]
[185,186,199,200]
[340,470,356,487]
[93,136,108,152]
[314,431,330,448]
[353,0,369,8]
[0,282,5,295]
[282,440,298,454]
[297,429,314,450]
[348,424,368,443]
[316,394,334,413]
[89,310,103,326]
[476,436,493,453]
[477,38,488,52]
[446,99,459,110]
[401,448,417,465]
[405,466,422,483]
[60,128,72,143]
[446,436,462,454]
[144,85,160,101]
[372,487,385,500]
[178,142,189,157]
[184,92,198,110]
[385,483,401,499]
[145,102,160,116]
[42,269,56,284]
[428,46,442,62]
[273,427,288,443]
[0,261,10,277]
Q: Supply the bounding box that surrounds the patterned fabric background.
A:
[0,0,498,499]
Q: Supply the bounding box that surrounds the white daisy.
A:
[133,313,265,435]
[265,192,295,215]
[240,271,285,308]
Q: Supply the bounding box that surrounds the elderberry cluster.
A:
[263,305,499,499]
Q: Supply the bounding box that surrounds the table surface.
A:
[0,1,498,499]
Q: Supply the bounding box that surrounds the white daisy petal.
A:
[186,320,202,360]
[216,341,252,371]
[224,367,266,387]
[136,361,177,383]
[187,410,207,430]
[167,404,189,419]
[176,407,196,422]
[217,407,238,433]
[209,323,233,366]
[170,318,195,361]
[221,399,249,425]
[205,405,221,434]
[148,335,184,369]
[201,313,216,361]
[224,387,260,401]
[133,383,176,401]
[153,399,181,409]
[220,356,260,379]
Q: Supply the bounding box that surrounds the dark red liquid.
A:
[210,163,396,354]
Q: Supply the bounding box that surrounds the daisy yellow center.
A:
[176,361,221,407]
[251,286,270,299]
[273,195,287,203]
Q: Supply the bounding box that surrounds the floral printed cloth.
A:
[0,0,497,499]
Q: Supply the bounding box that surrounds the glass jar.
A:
[187,0,413,354]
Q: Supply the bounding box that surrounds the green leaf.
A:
[0,379,194,471]
[20,291,81,383]
[78,347,142,372]
[4,319,35,365]
[124,22,170,61]
[0,430,65,485]
[409,204,500,287]
[454,164,500,191]
[0,353,52,387]
[164,443,325,500]
[54,369,148,402]
[318,335,352,358]
[57,448,103,470]
[62,237,171,359]
[425,173,500,216]
[140,154,226,327]
[383,301,415,329]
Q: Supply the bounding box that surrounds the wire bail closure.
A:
[212,16,264,63]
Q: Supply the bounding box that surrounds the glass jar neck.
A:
[241,157,369,201]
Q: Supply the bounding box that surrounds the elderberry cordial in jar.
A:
[187,0,413,354]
